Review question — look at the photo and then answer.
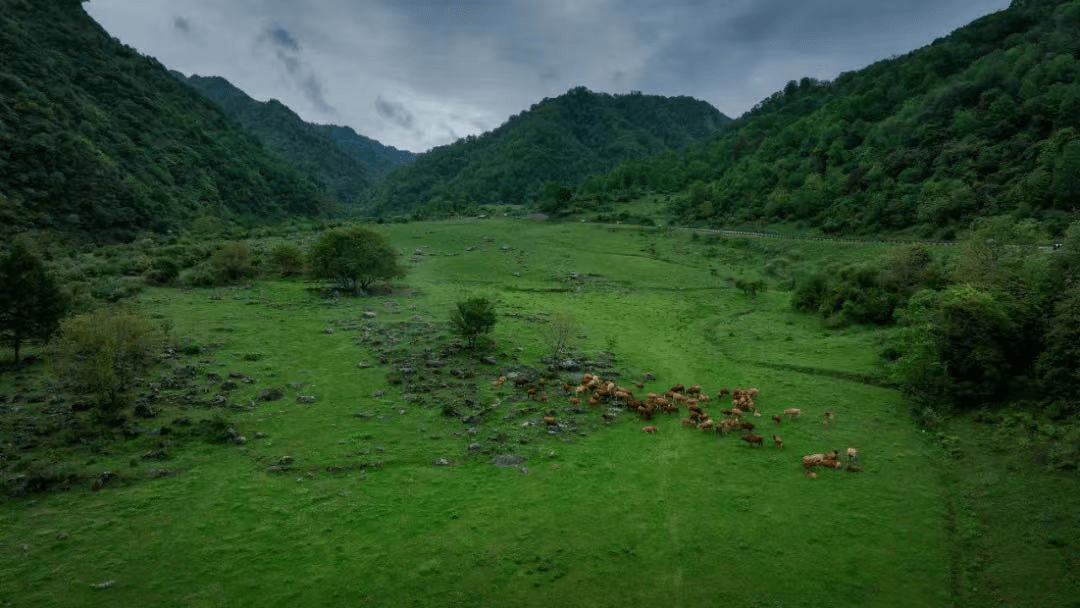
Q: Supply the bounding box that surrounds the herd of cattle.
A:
[492,372,862,478]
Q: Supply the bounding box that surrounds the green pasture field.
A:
[0,219,1068,606]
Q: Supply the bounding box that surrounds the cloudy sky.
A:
[85,0,1011,153]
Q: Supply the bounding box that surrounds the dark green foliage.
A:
[449,297,496,348]
[178,75,416,205]
[269,242,305,277]
[371,87,728,215]
[581,0,1080,235]
[0,242,67,362]
[308,226,404,294]
[890,285,1022,408]
[210,243,254,284]
[0,0,329,241]
[793,245,947,327]
[1036,283,1080,405]
[47,307,163,416]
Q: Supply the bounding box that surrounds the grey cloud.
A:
[267,26,301,51]
[302,74,334,113]
[375,96,415,130]
[172,16,193,34]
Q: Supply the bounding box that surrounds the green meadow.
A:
[1,220,1073,607]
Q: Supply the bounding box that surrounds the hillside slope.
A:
[580,0,1080,237]
[0,0,329,240]
[178,74,416,205]
[370,87,728,215]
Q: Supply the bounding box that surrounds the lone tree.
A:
[309,226,404,295]
[0,242,67,363]
[450,297,497,348]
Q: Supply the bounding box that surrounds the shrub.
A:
[210,242,254,284]
[450,297,497,349]
[269,242,305,277]
[47,308,164,418]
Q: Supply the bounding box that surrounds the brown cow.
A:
[642,425,658,434]
[772,414,782,425]
[741,433,764,447]
[772,434,783,449]
[542,416,557,426]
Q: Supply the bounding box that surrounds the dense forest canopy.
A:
[561,0,1080,237]
[0,0,330,241]
[368,87,729,216]
[177,74,417,207]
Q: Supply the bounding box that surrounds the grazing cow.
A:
[561,382,573,394]
[772,434,783,449]
[847,447,859,463]
[542,416,557,426]
[642,425,658,434]
[569,397,581,406]
[680,418,695,427]
[802,454,826,470]
[718,388,731,397]
[720,418,740,435]
[697,419,715,431]
[783,408,801,419]
[670,383,685,393]
[806,470,818,479]
[741,433,764,447]
[539,394,549,403]
[772,414,782,424]
[846,464,863,472]
[687,384,701,395]
[491,376,506,388]
[738,421,755,431]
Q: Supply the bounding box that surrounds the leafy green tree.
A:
[309,227,404,294]
[449,297,497,348]
[0,243,67,363]
[889,285,1019,407]
[47,308,163,417]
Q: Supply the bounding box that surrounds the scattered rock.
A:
[277,456,295,467]
[363,311,377,319]
[433,458,452,467]
[147,469,176,478]
[371,390,385,398]
[296,395,316,404]
[356,361,372,369]
[480,356,498,365]
[228,371,245,379]
[468,443,483,452]
[642,372,656,381]
[491,454,526,467]
[220,380,238,391]
[257,388,284,402]
[559,359,580,371]
[90,580,115,589]
[324,327,336,335]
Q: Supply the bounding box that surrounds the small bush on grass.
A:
[47,307,164,422]
[210,243,254,284]
[269,242,305,277]
[450,297,497,349]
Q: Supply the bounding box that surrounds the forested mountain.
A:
[177,74,416,205]
[369,87,729,216]
[0,0,330,241]
[574,0,1080,237]
[312,124,416,178]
